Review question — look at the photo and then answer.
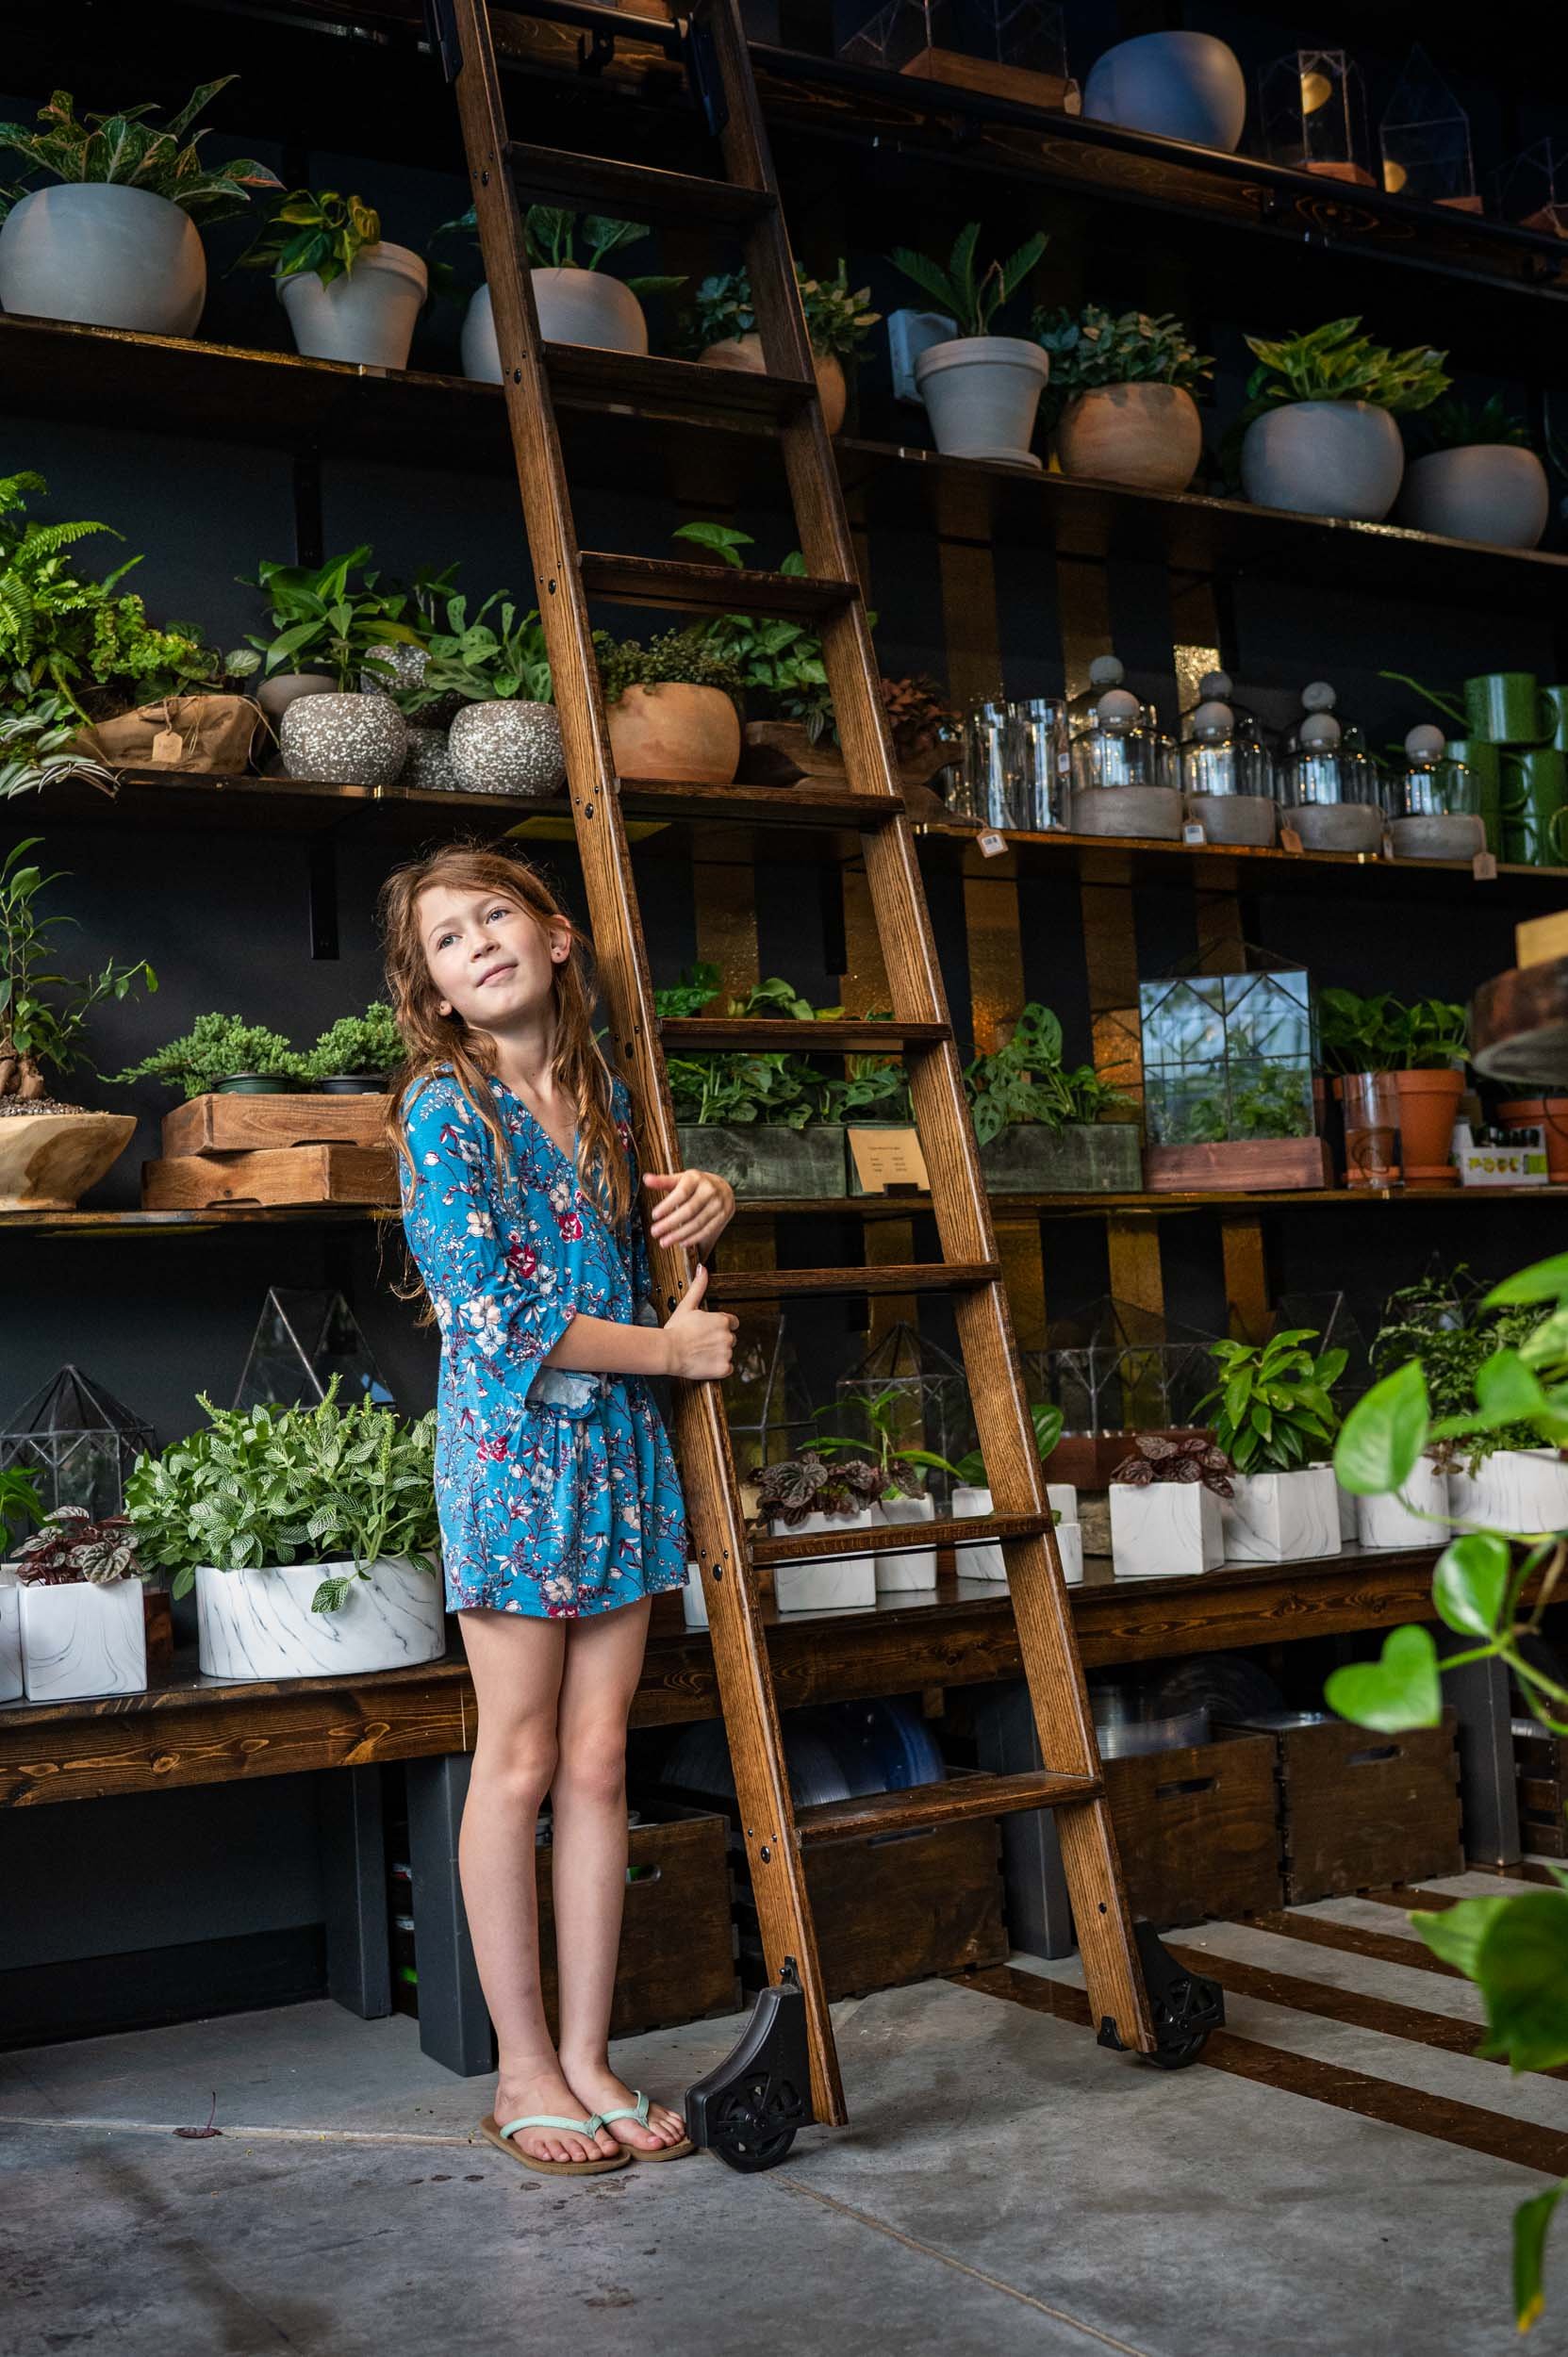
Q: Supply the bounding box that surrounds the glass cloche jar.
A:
[1276,681,1384,852]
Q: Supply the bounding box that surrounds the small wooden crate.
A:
[1264,1712,1463,1903]
[1103,1732,1282,1930]
[142,1143,398,1210]
[1145,1138,1334,1194]
[1515,1722,1568,1857]
[162,1092,388,1156]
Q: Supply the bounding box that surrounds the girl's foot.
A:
[561,2062,686,2154]
[491,2065,622,2167]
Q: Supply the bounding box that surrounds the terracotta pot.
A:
[0,1110,136,1211]
[1056,383,1202,493]
[1499,1096,1568,1181]
[1393,1067,1464,1185]
[698,333,847,434]
[607,683,740,785]
[1331,1072,1400,1186]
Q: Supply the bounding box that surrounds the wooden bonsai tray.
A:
[162,1092,389,1155]
[142,1144,399,1210]
[1144,1138,1334,1194]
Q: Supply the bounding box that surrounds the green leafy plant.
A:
[652,962,722,1019]
[753,1449,886,1527]
[1315,987,1467,1075]
[1329,1249,1568,2332]
[429,204,684,302]
[410,592,552,707]
[112,1010,305,1097]
[964,1003,1129,1146]
[814,1384,959,1501]
[1194,1329,1346,1474]
[0,81,277,223]
[682,259,879,361]
[0,1464,44,1550]
[949,1400,1065,1489]
[301,1003,404,1081]
[1033,303,1212,427]
[0,837,155,1101]
[1369,1267,1541,1465]
[240,546,424,690]
[1241,317,1450,419]
[11,1506,141,1586]
[889,223,1048,341]
[0,695,112,804]
[1408,394,1533,456]
[236,187,382,286]
[124,1380,438,1609]
[594,625,743,710]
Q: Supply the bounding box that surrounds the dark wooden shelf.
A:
[580,550,857,617]
[706,1259,999,1302]
[723,1185,1568,1221]
[661,1017,946,1051]
[505,138,774,230]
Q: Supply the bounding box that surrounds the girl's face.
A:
[416,881,569,1034]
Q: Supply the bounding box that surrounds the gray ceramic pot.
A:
[360,641,461,728]
[256,671,336,726]
[400,726,463,791]
[1241,402,1404,522]
[449,700,565,798]
[279,691,407,786]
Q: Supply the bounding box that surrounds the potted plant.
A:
[965,1002,1140,1193]
[890,223,1050,467]
[112,1011,306,1097]
[408,592,562,797]
[1108,1431,1234,1579]
[0,1464,43,1701]
[948,1404,1077,1582]
[0,694,113,805]
[879,674,962,796]
[236,186,427,371]
[1397,395,1550,551]
[1316,986,1402,1187]
[659,966,850,1197]
[596,625,743,785]
[669,523,835,775]
[1033,305,1212,493]
[1194,1331,1345,1562]
[0,80,277,336]
[1385,997,1468,1186]
[435,204,684,375]
[301,1003,404,1094]
[242,545,421,780]
[125,1384,446,1680]
[1238,317,1449,522]
[1081,31,1246,151]
[683,259,879,434]
[814,1385,961,1592]
[752,1451,884,1612]
[0,836,152,1210]
[11,1506,149,1700]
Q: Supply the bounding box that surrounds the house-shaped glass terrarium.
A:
[723,1313,818,1483]
[0,1365,155,1519]
[1025,1296,1217,1433]
[233,1289,395,1412]
[1379,45,1477,213]
[1259,49,1372,186]
[841,0,1074,111]
[1139,953,1330,1194]
[832,1324,977,1507]
[1495,139,1568,238]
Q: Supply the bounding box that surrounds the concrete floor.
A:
[3,1874,1560,2357]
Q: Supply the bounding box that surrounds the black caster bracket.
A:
[1098,1921,1225,2070]
[685,1958,815,2171]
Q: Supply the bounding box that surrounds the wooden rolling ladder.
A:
[432,0,1222,2167]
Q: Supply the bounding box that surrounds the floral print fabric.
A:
[399,1068,689,1619]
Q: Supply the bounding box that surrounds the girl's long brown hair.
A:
[379,843,631,1227]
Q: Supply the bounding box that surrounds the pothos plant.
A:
[0,80,277,224]
[1329,1249,1568,2333]
[1193,1329,1345,1475]
[964,1003,1129,1146]
[889,223,1048,340]
[236,187,382,285]
[1,837,156,1105]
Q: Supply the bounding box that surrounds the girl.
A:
[382,845,739,2179]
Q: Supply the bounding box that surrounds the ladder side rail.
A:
[447,0,847,2121]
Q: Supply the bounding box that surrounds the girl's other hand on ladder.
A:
[661,1264,739,1381]
[644,1168,735,1255]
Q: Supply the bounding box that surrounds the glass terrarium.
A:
[1139,963,1318,1151]
[841,0,1074,110]
[1387,725,1482,859]
[723,1313,817,1480]
[1379,46,1478,213]
[1495,139,1568,238]
[1025,1296,1217,1434]
[954,698,1069,831]
[1275,680,1384,850]
[1259,49,1373,187]
[234,1289,395,1412]
[1179,678,1275,807]
[0,1366,155,1519]
[832,1324,977,1506]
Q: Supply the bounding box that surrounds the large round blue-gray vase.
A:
[1082,32,1246,153]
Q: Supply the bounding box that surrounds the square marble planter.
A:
[1336,1482,1358,1543]
[1048,1482,1079,1525]
[681,1558,708,1630]
[1221,1465,1341,1565]
[19,1574,147,1701]
[1448,1449,1568,1534]
[195,1557,446,1681]
[0,1566,22,1702]
[769,1509,877,1613]
[1356,1458,1450,1550]
[1110,1484,1224,1578]
[950,1487,1083,1584]
[874,1492,939,1591]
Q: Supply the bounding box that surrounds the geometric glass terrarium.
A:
[841,0,1072,109]
[232,1289,395,1412]
[833,1324,977,1507]
[722,1312,817,1480]
[1024,1295,1218,1435]
[1495,138,1568,238]
[1139,964,1317,1149]
[1259,49,1372,187]
[1379,45,1478,213]
[0,1365,156,1518]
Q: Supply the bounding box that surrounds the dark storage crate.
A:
[1515,1721,1568,1858]
[1254,1711,1463,1903]
[1103,1732,1282,1930]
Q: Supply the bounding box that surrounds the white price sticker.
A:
[978,830,1008,858]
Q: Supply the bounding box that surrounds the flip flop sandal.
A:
[598,2088,695,2162]
[479,2110,631,2175]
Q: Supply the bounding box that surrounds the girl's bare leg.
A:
[455,1606,621,2166]
[553,1595,687,2152]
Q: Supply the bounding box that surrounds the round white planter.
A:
[448,700,565,797]
[1241,402,1405,522]
[915,336,1048,467]
[1082,31,1246,152]
[874,1492,938,1591]
[460,273,648,379]
[1397,445,1549,550]
[279,690,407,785]
[277,242,427,369]
[1056,383,1203,493]
[401,725,462,791]
[195,1558,446,1681]
[0,182,206,335]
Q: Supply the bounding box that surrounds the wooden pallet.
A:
[161,1092,389,1155]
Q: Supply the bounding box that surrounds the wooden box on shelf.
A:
[1049,1428,1213,1487]
[899,47,1072,111]
[1514,1721,1567,1857]
[1144,1138,1334,1194]
[142,1145,398,1210]
[1102,1731,1282,1929]
[162,1092,389,1155]
[1230,1709,1462,1904]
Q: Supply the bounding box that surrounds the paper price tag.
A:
[151,729,184,765]
[977,830,1008,859]
[1181,820,1207,845]
[848,1127,931,1195]
[1472,850,1498,882]
[1279,825,1304,855]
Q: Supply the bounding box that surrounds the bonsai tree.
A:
[0,836,156,1107]
[236,187,382,284]
[0,81,277,225]
[964,1004,1129,1145]
[682,258,879,361]
[112,1011,304,1098]
[1193,1329,1346,1475]
[239,545,425,689]
[889,223,1048,339]
[301,1003,405,1083]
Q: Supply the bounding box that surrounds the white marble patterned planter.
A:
[1221,1465,1341,1564]
[1048,1483,1079,1525]
[1357,1457,1450,1550]
[195,1558,445,1681]
[681,1558,707,1630]
[0,1566,22,1702]
[19,1575,147,1701]
[875,1492,938,1591]
[1110,1483,1225,1578]
[950,1486,1083,1584]
[1337,1481,1359,1543]
[768,1509,876,1613]
[1448,1449,1568,1535]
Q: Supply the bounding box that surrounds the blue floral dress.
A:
[399,1066,689,1619]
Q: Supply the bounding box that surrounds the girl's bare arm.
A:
[543,1265,737,1380]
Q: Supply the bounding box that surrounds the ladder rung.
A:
[661,1018,948,1052]
[795,1768,1103,1849]
[751,1509,1053,1565]
[548,344,815,425]
[705,1261,999,1304]
[616,780,904,828]
[507,141,776,232]
[581,552,858,618]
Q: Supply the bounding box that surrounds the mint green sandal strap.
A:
[499,2111,607,2139]
[594,2090,651,2128]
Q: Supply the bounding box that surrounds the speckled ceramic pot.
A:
[279,691,407,786]
[360,641,460,727]
[448,700,565,797]
[400,725,463,791]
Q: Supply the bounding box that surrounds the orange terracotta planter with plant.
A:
[1394,1068,1464,1184]
[1498,1097,1568,1181]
